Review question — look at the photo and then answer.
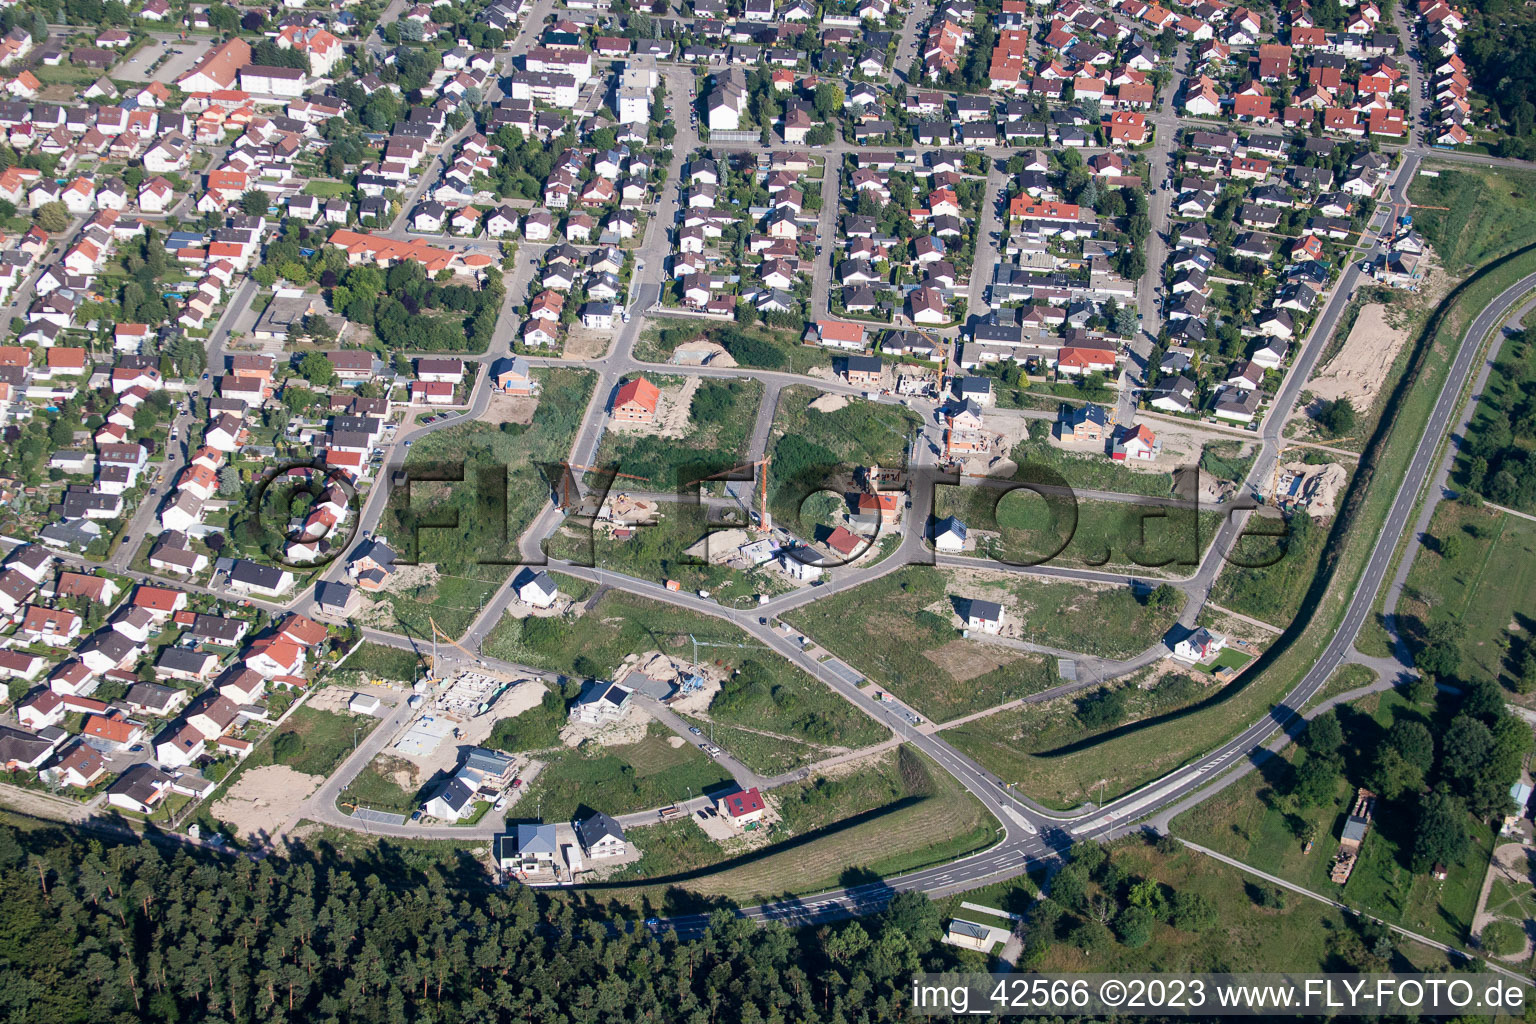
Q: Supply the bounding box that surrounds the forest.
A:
[0,819,956,1024]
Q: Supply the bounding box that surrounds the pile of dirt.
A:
[1307,303,1410,413]
[559,705,653,748]
[1277,460,1347,518]
[808,393,850,414]
[213,765,324,842]
[673,339,738,367]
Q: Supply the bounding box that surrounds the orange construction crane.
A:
[553,462,650,510]
[687,458,772,534]
[427,615,477,677]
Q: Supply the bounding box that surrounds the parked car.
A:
[688,726,701,735]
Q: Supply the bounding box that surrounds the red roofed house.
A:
[1056,346,1118,377]
[823,525,863,557]
[1112,423,1160,461]
[815,319,867,350]
[719,786,768,824]
[612,377,661,423]
[1103,111,1147,143]
[132,585,187,620]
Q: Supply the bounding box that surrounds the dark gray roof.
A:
[575,810,625,850]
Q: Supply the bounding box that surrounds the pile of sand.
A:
[673,340,738,367]
[213,765,324,842]
[559,706,652,748]
[808,393,850,414]
[1307,304,1409,414]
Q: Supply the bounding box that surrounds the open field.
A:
[591,377,761,488]
[1028,836,1459,973]
[516,724,731,823]
[341,754,425,816]
[251,706,377,779]
[767,386,923,523]
[589,746,998,911]
[782,567,1060,721]
[1409,163,1536,271]
[344,642,425,684]
[542,504,793,608]
[484,589,887,748]
[677,714,828,775]
[934,489,1224,578]
[1391,501,1536,700]
[1172,689,1494,948]
[634,319,834,376]
[1211,506,1333,626]
[379,368,594,636]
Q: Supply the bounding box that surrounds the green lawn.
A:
[591,746,999,912]
[380,367,594,636]
[343,642,425,684]
[1172,688,1493,948]
[1392,501,1536,700]
[590,376,761,488]
[767,385,923,524]
[782,566,1059,721]
[1008,434,1178,498]
[934,489,1224,578]
[302,180,353,198]
[542,503,793,609]
[254,706,377,779]
[515,723,731,822]
[1409,163,1536,271]
[1452,323,1536,514]
[1027,836,1458,973]
[634,319,831,375]
[341,754,425,815]
[1211,507,1332,626]
[678,713,828,775]
[484,589,886,748]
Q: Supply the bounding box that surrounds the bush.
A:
[271,730,305,764]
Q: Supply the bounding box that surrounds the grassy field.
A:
[343,642,425,684]
[767,386,923,524]
[633,319,832,375]
[934,488,1224,577]
[255,706,377,779]
[516,723,732,823]
[781,566,1059,721]
[1409,163,1536,271]
[591,376,762,488]
[1172,689,1494,948]
[542,503,793,608]
[1391,501,1536,699]
[588,746,999,911]
[341,754,425,815]
[1211,508,1332,626]
[1303,663,1380,712]
[1028,836,1458,973]
[380,368,594,636]
[1009,435,1179,498]
[484,589,887,748]
[677,713,832,775]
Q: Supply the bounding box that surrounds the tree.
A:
[1290,751,1341,808]
[1168,891,1217,932]
[239,190,269,217]
[1320,396,1357,437]
[296,352,335,388]
[34,201,69,232]
[271,730,306,764]
[1114,905,1154,947]
[1149,583,1181,609]
[1417,618,1465,680]
[1411,789,1468,872]
[1303,710,1343,755]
